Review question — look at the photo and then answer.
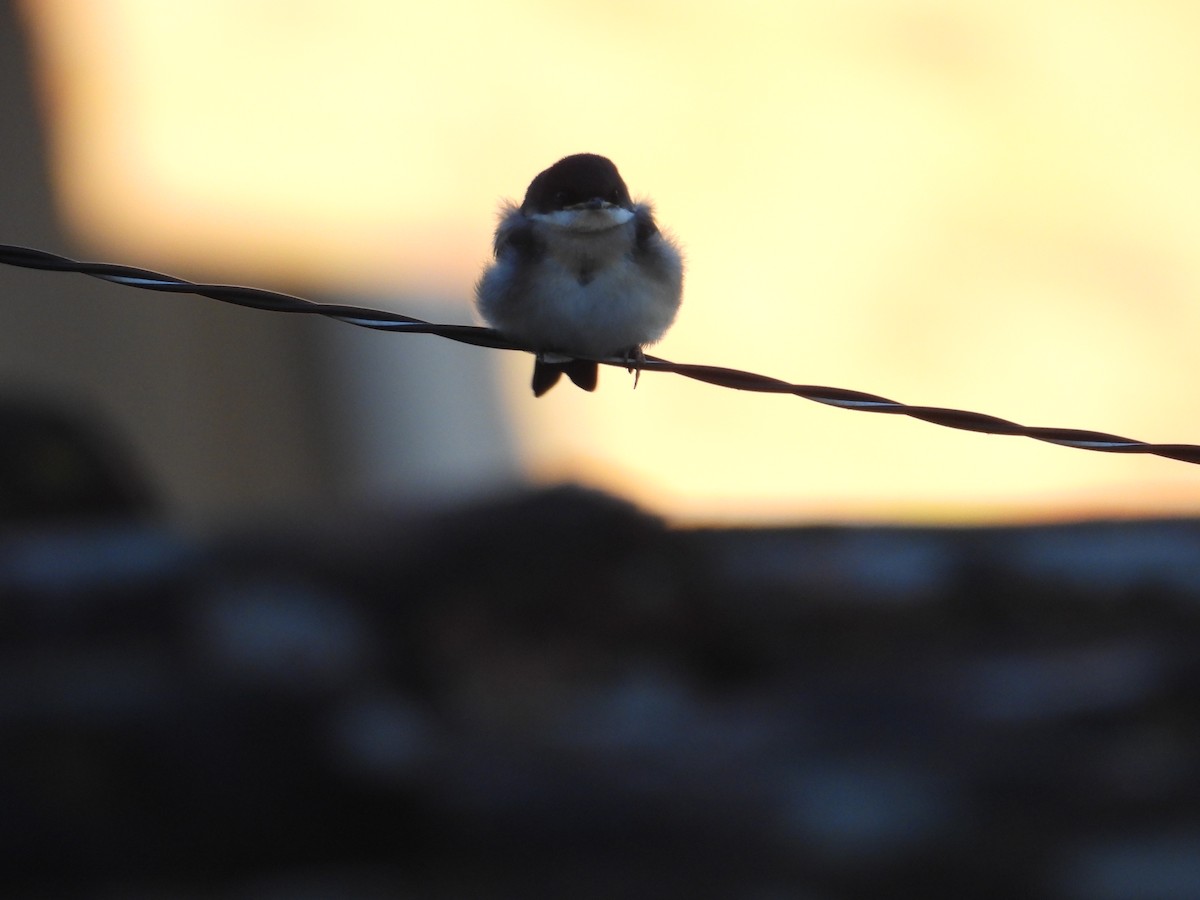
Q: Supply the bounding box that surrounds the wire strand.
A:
[3,242,1199,466]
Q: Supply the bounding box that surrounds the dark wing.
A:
[632,204,660,252]
[493,203,540,262]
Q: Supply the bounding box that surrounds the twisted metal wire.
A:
[3,242,1200,465]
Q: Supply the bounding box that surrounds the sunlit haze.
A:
[21,0,1200,523]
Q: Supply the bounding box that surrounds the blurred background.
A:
[4,0,1200,527]
[6,5,1200,898]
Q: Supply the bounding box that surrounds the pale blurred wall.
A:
[0,2,517,523]
[11,2,1200,526]
[0,2,327,522]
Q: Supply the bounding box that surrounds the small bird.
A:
[476,154,684,396]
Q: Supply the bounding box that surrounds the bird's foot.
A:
[622,346,646,389]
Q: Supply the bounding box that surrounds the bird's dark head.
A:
[520,153,634,216]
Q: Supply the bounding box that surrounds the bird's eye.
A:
[554,190,570,205]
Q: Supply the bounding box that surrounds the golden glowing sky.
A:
[22,0,1200,522]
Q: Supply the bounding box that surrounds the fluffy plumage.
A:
[476,154,684,396]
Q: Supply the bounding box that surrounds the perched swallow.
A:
[475,153,684,396]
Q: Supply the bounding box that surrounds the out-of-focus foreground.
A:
[2,414,1199,897]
